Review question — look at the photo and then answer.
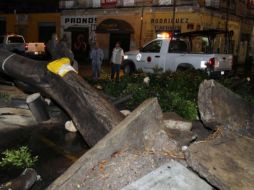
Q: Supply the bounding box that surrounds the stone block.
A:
[121,160,213,190]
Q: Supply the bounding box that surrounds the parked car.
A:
[123,35,233,76]
[0,34,26,54]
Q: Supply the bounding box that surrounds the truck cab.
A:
[0,34,26,54]
[123,33,232,75]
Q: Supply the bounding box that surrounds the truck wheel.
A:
[176,65,194,72]
[123,64,132,75]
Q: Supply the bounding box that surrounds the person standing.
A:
[90,42,104,80]
[110,42,124,81]
[46,33,60,59]
[58,37,79,72]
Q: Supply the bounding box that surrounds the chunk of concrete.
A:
[0,107,37,126]
[47,98,179,190]
[185,133,254,190]
[121,160,213,190]
[198,79,254,137]
[163,112,192,131]
[0,168,37,190]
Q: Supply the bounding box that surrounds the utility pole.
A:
[172,0,176,32]
[139,2,144,47]
[225,0,230,53]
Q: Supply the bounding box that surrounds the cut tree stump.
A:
[0,49,124,146]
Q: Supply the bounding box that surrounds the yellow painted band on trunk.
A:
[47,57,77,77]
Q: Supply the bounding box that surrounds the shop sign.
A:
[151,18,189,24]
[62,16,97,27]
[92,0,101,7]
[101,0,117,8]
[123,0,135,6]
[159,0,172,5]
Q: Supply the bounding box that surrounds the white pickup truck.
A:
[0,34,45,56]
[25,42,46,56]
[0,34,26,54]
[123,38,233,75]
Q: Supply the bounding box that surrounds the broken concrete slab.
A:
[121,160,213,190]
[0,107,37,126]
[198,79,254,136]
[164,128,197,148]
[47,98,181,190]
[185,133,254,190]
[0,168,37,190]
[163,112,192,131]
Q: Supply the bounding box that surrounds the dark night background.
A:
[0,0,60,13]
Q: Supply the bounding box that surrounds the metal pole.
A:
[139,3,144,47]
[172,0,176,32]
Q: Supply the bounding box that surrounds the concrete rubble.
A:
[198,79,254,137]
[1,79,254,190]
[121,160,213,190]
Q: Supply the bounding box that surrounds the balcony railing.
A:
[59,0,199,9]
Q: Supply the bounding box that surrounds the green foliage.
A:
[0,146,38,169]
[87,70,253,121]
[93,70,207,120]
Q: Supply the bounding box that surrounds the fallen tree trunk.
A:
[0,49,124,146]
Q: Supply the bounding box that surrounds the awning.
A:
[96,19,134,33]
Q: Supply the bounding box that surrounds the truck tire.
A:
[123,62,135,76]
[176,64,194,72]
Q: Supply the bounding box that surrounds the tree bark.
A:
[0,49,124,146]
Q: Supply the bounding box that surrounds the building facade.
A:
[0,13,60,44]
[60,0,254,64]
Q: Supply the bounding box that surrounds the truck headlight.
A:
[124,55,128,60]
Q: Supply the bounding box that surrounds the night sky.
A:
[0,0,60,13]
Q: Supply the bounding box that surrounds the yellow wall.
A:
[0,13,60,42]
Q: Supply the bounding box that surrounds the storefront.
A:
[61,15,96,61]
[60,5,252,63]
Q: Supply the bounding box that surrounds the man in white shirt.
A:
[110,42,124,81]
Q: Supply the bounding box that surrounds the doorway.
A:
[109,33,131,59]
[38,22,56,43]
[71,28,90,62]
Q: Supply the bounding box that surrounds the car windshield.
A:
[8,36,25,43]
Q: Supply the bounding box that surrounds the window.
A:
[168,40,188,53]
[249,0,254,8]
[8,36,25,43]
[141,40,162,53]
